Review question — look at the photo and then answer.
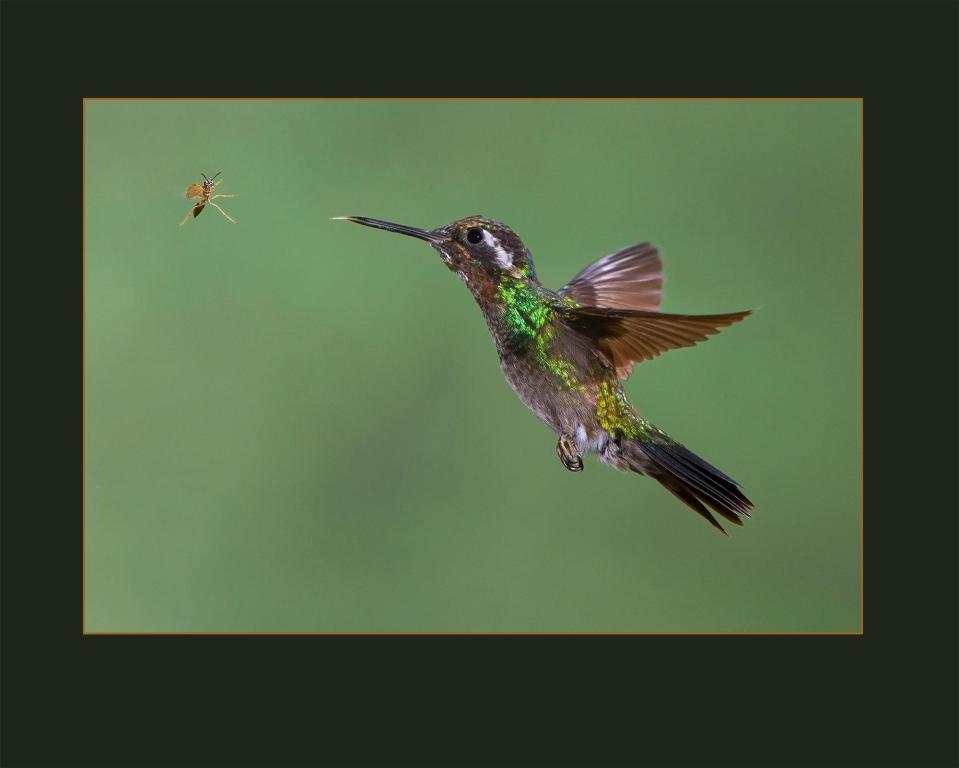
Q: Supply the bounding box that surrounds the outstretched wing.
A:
[559,242,663,312]
[559,305,751,380]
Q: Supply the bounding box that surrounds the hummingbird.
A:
[336,215,754,533]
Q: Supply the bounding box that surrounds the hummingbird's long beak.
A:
[332,216,446,244]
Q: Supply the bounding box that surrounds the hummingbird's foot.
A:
[556,434,584,472]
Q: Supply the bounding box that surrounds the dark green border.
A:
[2,1,957,766]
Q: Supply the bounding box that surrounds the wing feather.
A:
[559,243,663,311]
[559,306,751,379]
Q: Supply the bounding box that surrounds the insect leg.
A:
[208,202,237,224]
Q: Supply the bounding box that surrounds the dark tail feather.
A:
[636,438,753,534]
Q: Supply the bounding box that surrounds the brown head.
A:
[335,215,539,284]
[186,171,221,199]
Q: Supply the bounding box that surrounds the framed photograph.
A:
[84,98,862,634]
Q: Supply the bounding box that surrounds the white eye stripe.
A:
[481,229,513,269]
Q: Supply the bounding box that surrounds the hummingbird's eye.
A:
[465,227,484,245]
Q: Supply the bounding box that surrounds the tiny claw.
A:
[557,434,584,472]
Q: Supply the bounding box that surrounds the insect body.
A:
[179,172,237,226]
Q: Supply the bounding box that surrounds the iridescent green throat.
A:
[495,276,581,391]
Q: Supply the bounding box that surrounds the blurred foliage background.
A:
[85,100,860,632]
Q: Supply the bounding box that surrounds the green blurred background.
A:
[85,100,860,632]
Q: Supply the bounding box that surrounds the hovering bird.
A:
[179,172,237,226]
[337,215,753,533]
